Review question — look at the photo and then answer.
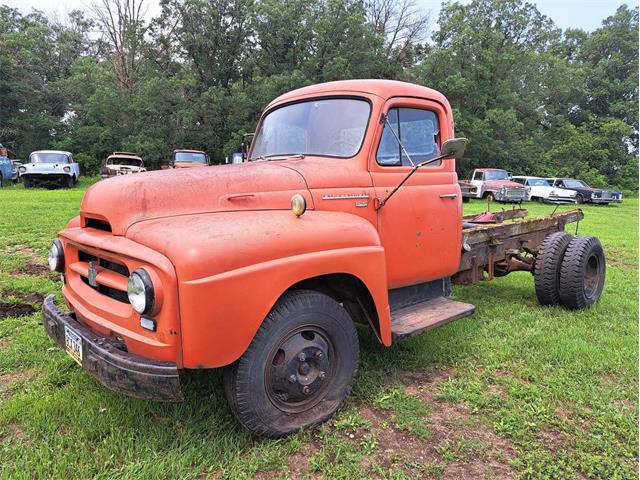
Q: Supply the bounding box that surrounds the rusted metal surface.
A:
[462,208,529,223]
[453,209,583,285]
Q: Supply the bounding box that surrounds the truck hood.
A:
[80,162,310,235]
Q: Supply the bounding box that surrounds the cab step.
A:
[390,297,475,340]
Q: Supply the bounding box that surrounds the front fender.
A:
[126,210,391,368]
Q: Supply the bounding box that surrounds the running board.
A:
[390,297,476,340]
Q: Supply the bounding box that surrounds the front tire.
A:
[224,290,359,438]
[559,236,606,309]
[576,194,584,204]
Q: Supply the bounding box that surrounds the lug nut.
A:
[302,385,310,395]
[298,352,306,362]
[316,351,323,360]
[288,374,297,383]
[319,371,326,380]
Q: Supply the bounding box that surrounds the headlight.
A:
[48,240,65,272]
[291,193,307,217]
[19,166,26,173]
[592,192,599,198]
[63,166,71,173]
[127,269,155,314]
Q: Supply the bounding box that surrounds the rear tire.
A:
[224,290,359,438]
[534,232,573,306]
[559,236,606,309]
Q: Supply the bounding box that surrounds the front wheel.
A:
[576,194,584,204]
[224,290,359,438]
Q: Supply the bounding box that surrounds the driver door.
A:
[369,98,462,289]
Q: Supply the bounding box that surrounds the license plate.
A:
[64,325,83,365]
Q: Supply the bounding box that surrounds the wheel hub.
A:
[266,327,333,411]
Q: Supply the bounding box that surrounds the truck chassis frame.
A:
[453,208,583,285]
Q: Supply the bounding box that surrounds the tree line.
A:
[0,0,637,190]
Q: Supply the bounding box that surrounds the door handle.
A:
[439,193,458,199]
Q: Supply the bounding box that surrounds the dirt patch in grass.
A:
[353,368,517,479]
[289,441,321,478]
[10,262,58,279]
[0,422,25,443]
[0,302,37,319]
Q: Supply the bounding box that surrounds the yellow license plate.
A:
[64,325,83,365]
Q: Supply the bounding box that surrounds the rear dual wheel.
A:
[224,290,359,438]
[534,233,605,309]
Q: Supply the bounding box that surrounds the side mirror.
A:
[441,138,468,160]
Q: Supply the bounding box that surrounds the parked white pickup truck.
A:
[511,176,577,203]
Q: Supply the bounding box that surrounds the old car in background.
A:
[469,168,528,202]
[547,178,622,205]
[511,176,577,203]
[458,180,478,202]
[101,152,146,178]
[171,149,210,168]
[21,150,80,188]
[43,80,606,438]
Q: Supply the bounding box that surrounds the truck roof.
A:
[174,149,206,154]
[108,152,142,160]
[475,168,507,172]
[268,79,451,109]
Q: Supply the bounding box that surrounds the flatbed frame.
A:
[453,208,584,285]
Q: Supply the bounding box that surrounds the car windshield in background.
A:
[564,179,589,188]
[529,178,551,186]
[175,152,207,163]
[484,170,509,180]
[29,152,69,164]
[250,98,370,159]
[108,158,142,166]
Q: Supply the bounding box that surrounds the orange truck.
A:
[43,80,606,437]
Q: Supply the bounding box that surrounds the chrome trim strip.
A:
[322,194,370,200]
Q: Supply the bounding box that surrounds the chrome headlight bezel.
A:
[63,166,71,173]
[127,269,155,315]
[48,240,65,273]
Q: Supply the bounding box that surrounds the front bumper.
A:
[23,173,71,185]
[545,196,577,204]
[42,295,183,402]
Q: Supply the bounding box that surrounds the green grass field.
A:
[0,179,637,479]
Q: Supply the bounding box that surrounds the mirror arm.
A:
[375,152,453,210]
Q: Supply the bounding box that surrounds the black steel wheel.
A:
[559,236,606,309]
[534,232,573,306]
[224,290,359,438]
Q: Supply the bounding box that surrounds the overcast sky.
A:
[3,0,637,32]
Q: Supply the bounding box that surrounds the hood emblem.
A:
[88,261,98,287]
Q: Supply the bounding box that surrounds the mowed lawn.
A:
[0,179,637,479]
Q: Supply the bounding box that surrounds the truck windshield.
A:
[250,98,370,159]
[108,158,142,166]
[175,152,207,163]
[484,170,509,180]
[29,152,69,164]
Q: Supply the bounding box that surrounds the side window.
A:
[376,107,440,167]
[473,171,483,181]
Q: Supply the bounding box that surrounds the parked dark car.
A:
[547,178,622,205]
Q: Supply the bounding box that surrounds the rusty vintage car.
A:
[43,80,606,437]
[101,152,146,178]
[469,168,528,202]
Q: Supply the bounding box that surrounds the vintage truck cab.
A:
[43,80,606,437]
